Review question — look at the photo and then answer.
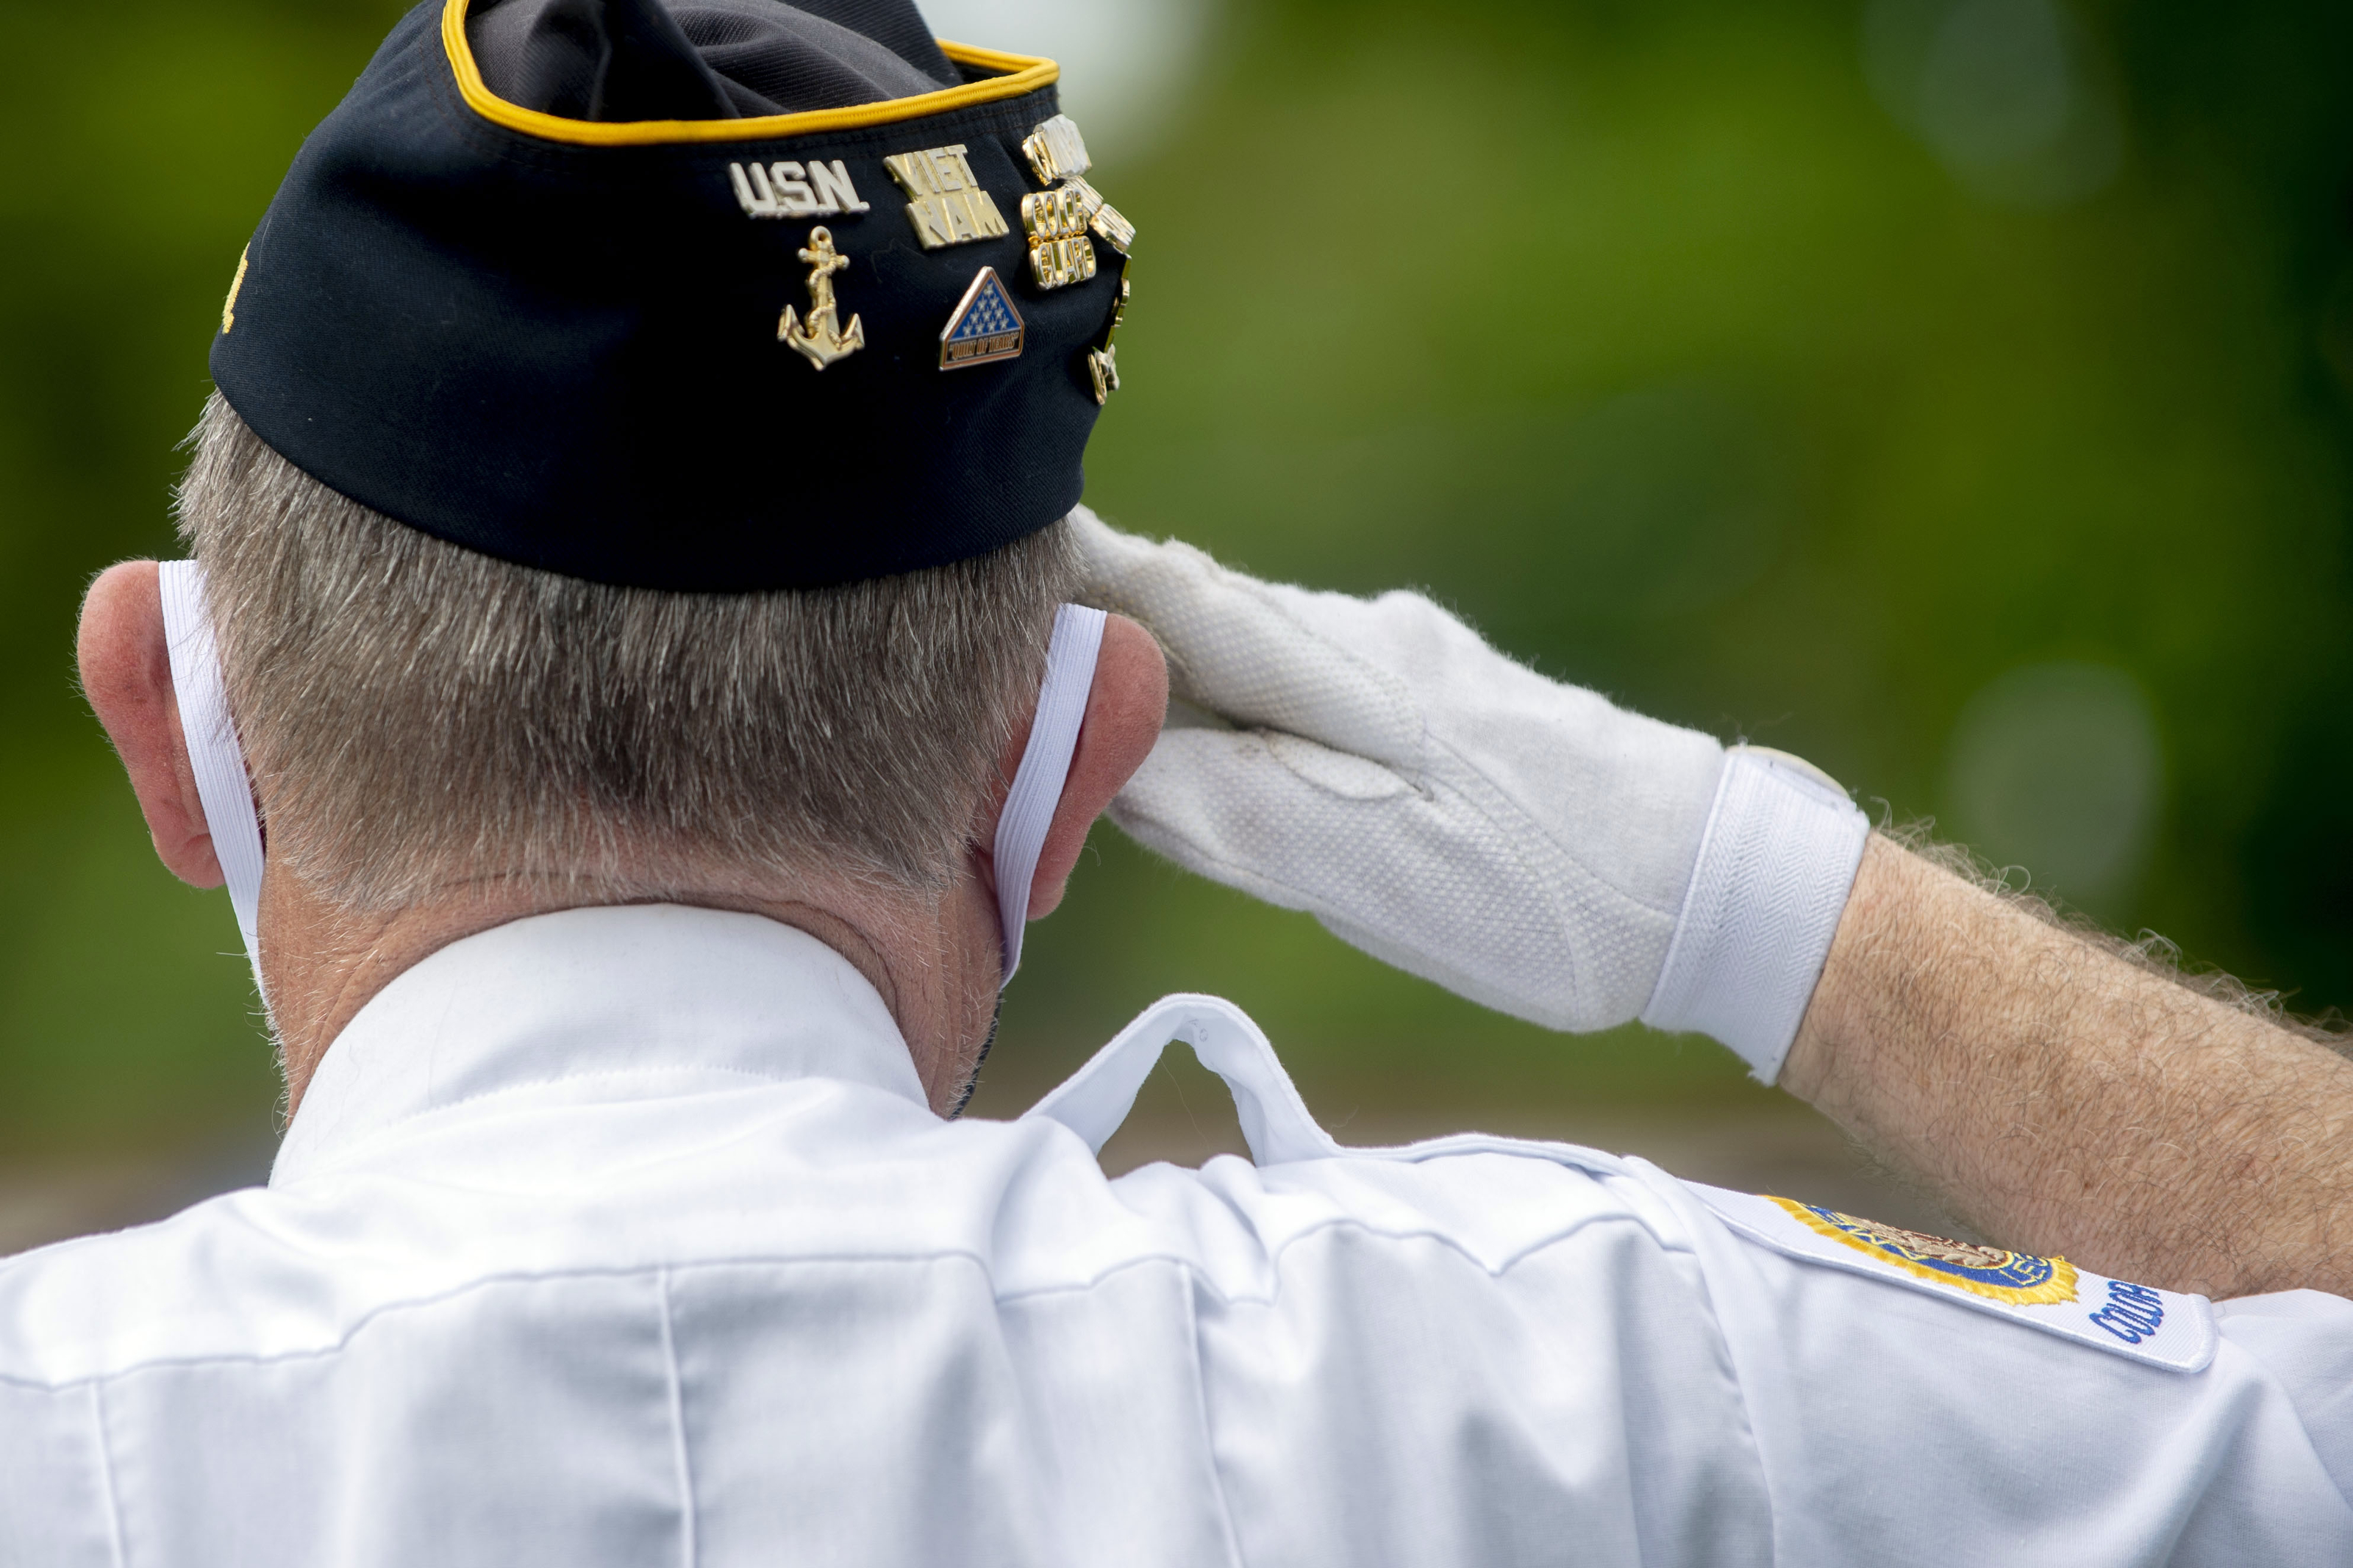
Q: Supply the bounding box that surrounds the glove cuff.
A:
[1640,748,1869,1081]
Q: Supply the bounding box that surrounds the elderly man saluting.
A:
[15,0,2353,1561]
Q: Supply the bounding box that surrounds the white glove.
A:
[1074,508,1870,1081]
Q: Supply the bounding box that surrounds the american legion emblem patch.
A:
[1769,1197,2077,1305]
[1693,1184,2216,1372]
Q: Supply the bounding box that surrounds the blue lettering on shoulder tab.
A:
[2088,1278,2167,1344]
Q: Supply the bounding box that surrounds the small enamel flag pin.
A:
[939,266,1026,370]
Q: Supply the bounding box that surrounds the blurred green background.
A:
[4,0,2350,1207]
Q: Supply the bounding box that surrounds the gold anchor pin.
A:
[778,226,864,370]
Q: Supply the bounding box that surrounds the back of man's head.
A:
[179,393,1074,912]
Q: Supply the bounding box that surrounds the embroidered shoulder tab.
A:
[1693,1184,2216,1372]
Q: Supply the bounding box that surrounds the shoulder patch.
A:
[1693,1184,2216,1372]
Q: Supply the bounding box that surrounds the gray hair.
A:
[175,392,1078,911]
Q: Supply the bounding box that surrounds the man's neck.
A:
[256,862,1002,1118]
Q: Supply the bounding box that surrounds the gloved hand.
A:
[1073,507,1870,1081]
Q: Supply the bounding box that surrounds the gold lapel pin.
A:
[1018,116,1135,293]
[1088,267,1129,404]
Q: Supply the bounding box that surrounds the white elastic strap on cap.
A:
[993,603,1107,985]
[156,561,266,975]
[1640,746,1870,1083]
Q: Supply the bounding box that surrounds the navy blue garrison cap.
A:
[209,0,1134,591]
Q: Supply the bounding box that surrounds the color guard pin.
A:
[1018,115,1134,291]
[939,267,1025,370]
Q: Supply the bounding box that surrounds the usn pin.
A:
[729,160,872,220]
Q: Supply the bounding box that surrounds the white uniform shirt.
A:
[4,905,2349,1566]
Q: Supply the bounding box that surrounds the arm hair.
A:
[1779,829,2353,1300]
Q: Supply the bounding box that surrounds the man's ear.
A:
[78,560,226,888]
[1024,613,1168,919]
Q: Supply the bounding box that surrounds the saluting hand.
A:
[1074,507,1868,1081]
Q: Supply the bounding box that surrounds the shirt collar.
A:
[271,903,929,1186]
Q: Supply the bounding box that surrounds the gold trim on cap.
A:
[440,0,1057,147]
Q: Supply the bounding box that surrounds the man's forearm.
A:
[1779,834,2353,1299]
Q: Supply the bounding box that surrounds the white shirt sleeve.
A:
[1629,1165,2353,1564]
